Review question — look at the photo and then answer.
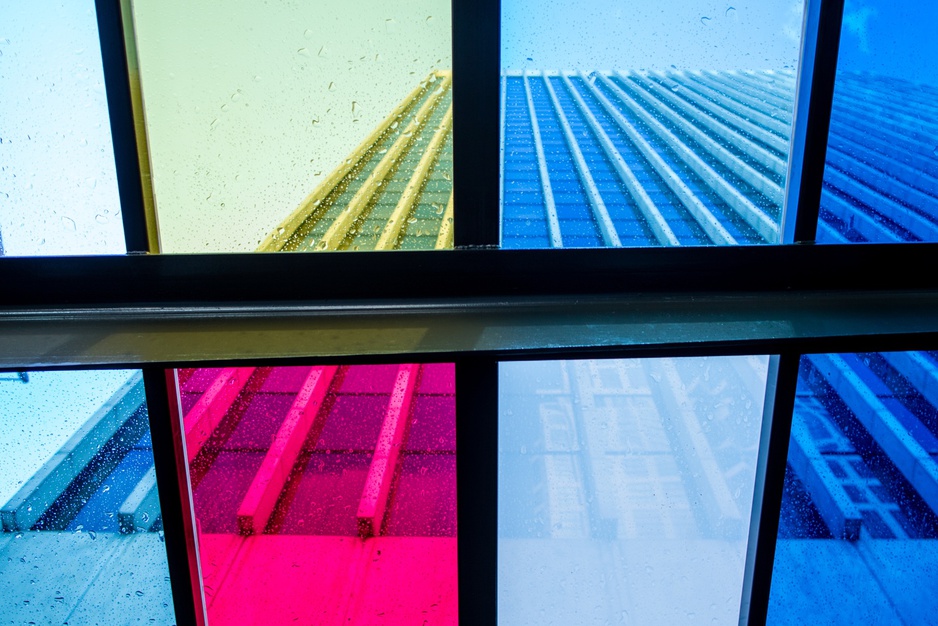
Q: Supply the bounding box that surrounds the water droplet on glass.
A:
[933,146,938,157]
[426,16,433,24]
[311,116,320,126]
[101,485,110,493]
[297,47,310,57]
[253,75,262,82]
[328,81,336,92]
[726,6,736,17]
[141,512,150,523]
[407,217,417,224]
[61,216,77,231]
[318,46,328,58]
[304,28,313,39]
[442,171,451,181]
[210,118,219,130]
[95,214,108,224]
[700,16,712,25]
[220,103,229,112]
[231,91,242,102]
[88,531,96,540]
[135,590,144,597]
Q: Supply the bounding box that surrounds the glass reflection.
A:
[500,1,804,248]
[128,0,452,253]
[0,370,174,623]
[768,352,938,624]
[179,364,456,624]
[816,0,938,244]
[498,356,769,624]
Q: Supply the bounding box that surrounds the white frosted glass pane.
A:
[0,370,136,506]
[498,356,769,624]
[0,1,125,256]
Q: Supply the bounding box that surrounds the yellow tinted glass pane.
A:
[129,0,452,252]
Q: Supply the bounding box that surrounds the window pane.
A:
[500,1,804,248]
[815,0,938,243]
[768,352,938,624]
[177,364,456,623]
[0,370,174,623]
[499,356,770,624]
[129,1,453,253]
[0,2,125,256]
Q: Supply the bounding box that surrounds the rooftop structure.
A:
[3,68,938,624]
[260,71,454,252]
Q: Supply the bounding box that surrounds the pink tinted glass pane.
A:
[179,364,457,624]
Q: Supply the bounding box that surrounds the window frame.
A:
[2,0,938,624]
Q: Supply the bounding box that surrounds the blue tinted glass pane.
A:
[499,357,769,624]
[0,2,126,256]
[500,1,805,248]
[768,352,938,624]
[0,371,175,623]
[816,0,938,243]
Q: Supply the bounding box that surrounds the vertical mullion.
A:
[452,0,501,247]
[456,356,499,623]
[142,368,205,626]
[95,0,155,253]
[780,0,846,244]
[739,353,802,626]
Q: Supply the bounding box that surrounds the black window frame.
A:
[2,0,938,624]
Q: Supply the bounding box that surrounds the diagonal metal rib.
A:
[376,105,453,250]
[578,74,736,245]
[541,74,622,247]
[563,74,679,246]
[319,75,452,250]
[523,72,564,248]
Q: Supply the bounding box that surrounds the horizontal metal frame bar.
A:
[1,245,937,367]
[2,244,938,306]
[1,290,937,370]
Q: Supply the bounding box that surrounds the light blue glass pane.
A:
[500,1,804,248]
[0,2,125,256]
[816,0,938,243]
[498,356,769,625]
[0,370,175,623]
[768,352,938,624]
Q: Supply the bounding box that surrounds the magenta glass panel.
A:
[177,364,457,625]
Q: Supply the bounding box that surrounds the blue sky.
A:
[838,0,938,85]
[502,0,806,71]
